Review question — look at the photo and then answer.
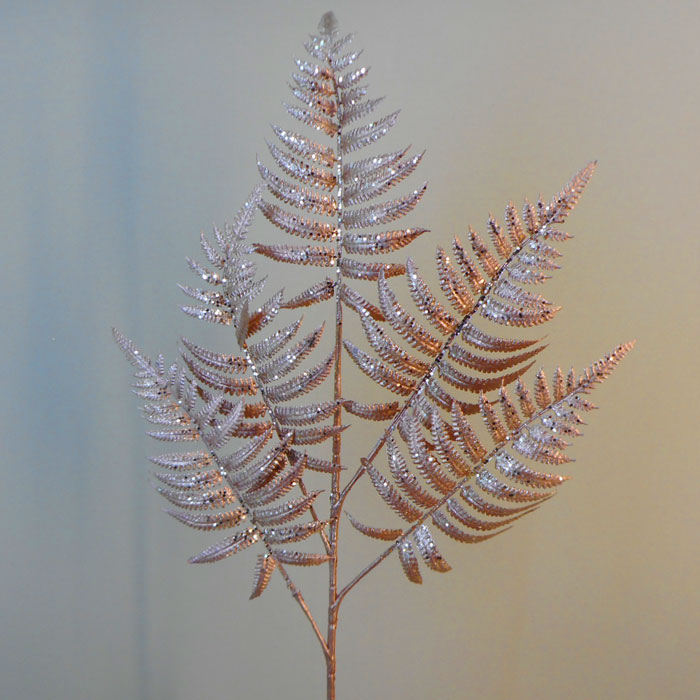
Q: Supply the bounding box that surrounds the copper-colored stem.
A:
[325,58,344,700]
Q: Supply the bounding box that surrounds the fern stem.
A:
[326,50,345,700]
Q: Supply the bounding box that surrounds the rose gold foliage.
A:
[113,13,634,699]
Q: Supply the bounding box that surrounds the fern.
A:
[114,12,634,699]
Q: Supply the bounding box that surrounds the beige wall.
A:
[1,1,698,698]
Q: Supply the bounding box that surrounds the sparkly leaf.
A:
[275,401,338,426]
[511,433,571,465]
[259,162,337,216]
[360,313,429,376]
[259,200,338,241]
[553,366,566,401]
[156,486,237,511]
[447,343,545,373]
[339,283,386,321]
[478,297,560,327]
[505,202,527,246]
[343,151,424,205]
[166,507,248,531]
[147,426,199,442]
[499,386,522,431]
[284,103,337,137]
[343,228,427,255]
[272,550,331,566]
[397,538,422,584]
[386,437,439,508]
[452,402,487,463]
[250,554,277,599]
[272,125,336,167]
[248,319,302,363]
[181,305,233,326]
[494,278,552,309]
[344,340,416,395]
[476,470,550,503]
[288,449,339,474]
[340,110,399,153]
[265,353,334,403]
[189,528,260,564]
[344,147,407,179]
[435,246,475,315]
[245,453,305,507]
[378,272,441,355]
[487,214,512,258]
[253,491,322,526]
[222,428,274,471]
[341,258,406,280]
[494,451,569,489]
[154,468,223,491]
[363,458,423,522]
[469,228,500,279]
[534,368,552,409]
[460,485,541,516]
[452,236,486,293]
[460,323,540,353]
[401,413,456,495]
[263,520,328,544]
[205,401,245,449]
[406,258,458,335]
[342,184,427,229]
[149,451,212,471]
[439,360,535,394]
[342,400,399,421]
[340,96,385,126]
[266,141,336,190]
[281,279,335,309]
[180,338,248,373]
[431,511,505,544]
[183,353,257,396]
[337,64,370,89]
[413,524,451,572]
[346,513,402,541]
[253,242,336,267]
[292,424,348,445]
[479,393,508,445]
[246,290,284,337]
[257,325,324,383]
[430,409,471,477]
[424,377,480,415]
[177,284,228,308]
[446,497,527,531]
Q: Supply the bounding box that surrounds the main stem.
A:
[326,61,345,700]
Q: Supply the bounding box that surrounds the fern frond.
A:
[352,342,633,584]
[115,15,635,696]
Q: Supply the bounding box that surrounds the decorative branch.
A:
[114,12,634,700]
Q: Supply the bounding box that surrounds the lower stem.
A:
[326,577,338,699]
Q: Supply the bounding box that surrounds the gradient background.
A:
[2,1,698,699]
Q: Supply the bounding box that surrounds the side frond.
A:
[352,342,634,584]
